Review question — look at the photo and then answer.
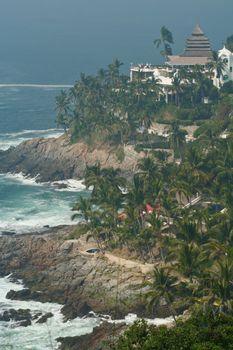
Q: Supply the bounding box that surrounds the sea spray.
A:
[0,129,63,151]
[0,276,174,350]
[0,174,88,234]
[0,276,99,350]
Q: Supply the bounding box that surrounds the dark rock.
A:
[36,312,53,324]
[18,319,32,327]
[32,312,43,320]
[6,289,42,301]
[0,308,32,327]
[62,301,92,320]
[57,322,126,350]
[0,135,141,182]
[1,231,16,236]
[0,227,159,321]
[53,183,68,189]
[0,311,10,322]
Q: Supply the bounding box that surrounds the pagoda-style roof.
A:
[167,24,213,67]
[181,24,213,58]
[192,24,204,36]
[167,55,210,66]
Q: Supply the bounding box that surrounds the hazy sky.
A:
[0,0,232,83]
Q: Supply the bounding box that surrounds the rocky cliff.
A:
[0,135,141,181]
[0,226,150,319]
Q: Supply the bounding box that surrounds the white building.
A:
[130,26,233,92]
[214,46,233,88]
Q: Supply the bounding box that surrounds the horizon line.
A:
[0,84,73,88]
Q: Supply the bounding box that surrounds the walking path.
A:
[104,252,154,274]
[78,236,154,274]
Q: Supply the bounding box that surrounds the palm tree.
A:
[127,174,145,211]
[176,242,205,283]
[170,75,183,106]
[154,26,174,59]
[137,157,157,180]
[146,267,178,322]
[72,196,92,222]
[215,139,233,191]
[107,59,124,85]
[183,145,206,179]
[56,90,72,131]
[176,218,200,244]
[191,65,211,103]
[84,163,102,196]
[209,258,233,314]
[207,52,227,87]
[169,121,187,159]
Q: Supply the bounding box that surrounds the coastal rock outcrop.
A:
[0,308,53,327]
[57,322,126,350]
[0,135,142,181]
[0,308,32,327]
[6,288,42,301]
[0,226,149,319]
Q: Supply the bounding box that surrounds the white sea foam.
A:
[0,276,99,350]
[0,128,62,137]
[2,172,41,186]
[101,312,173,327]
[1,172,86,191]
[0,196,76,234]
[0,128,63,150]
[51,179,86,192]
[0,276,174,349]
[0,173,86,234]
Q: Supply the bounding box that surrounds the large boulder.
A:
[0,135,142,182]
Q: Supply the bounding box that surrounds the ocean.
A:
[1,0,232,346]
[0,86,88,235]
[0,276,99,350]
[0,86,174,349]
[0,87,93,349]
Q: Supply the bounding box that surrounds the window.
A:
[230,67,232,72]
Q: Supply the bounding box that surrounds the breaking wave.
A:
[0,173,87,235]
[0,128,64,150]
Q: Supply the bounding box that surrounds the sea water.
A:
[0,87,94,348]
[0,87,88,235]
[0,276,174,350]
[0,87,173,348]
[0,276,100,350]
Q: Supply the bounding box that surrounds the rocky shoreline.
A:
[57,322,126,350]
[0,134,142,182]
[0,225,156,349]
[0,225,174,349]
[0,136,166,349]
[0,225,151,319]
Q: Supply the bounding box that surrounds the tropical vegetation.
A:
[56,56,228,151]
[110,314,233,350]
[56,29,233,349]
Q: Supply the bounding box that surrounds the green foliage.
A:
[226,34,233,52]
[56,60,163,147]
[193,117,228,138]
[221,81,233,94]
[135,142,170,152]
[112,314,233,350]
[115,146,125,163]
[70,102,233,323]
[154,25,174,57]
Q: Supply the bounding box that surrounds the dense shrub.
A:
[112,314,233,350]
[221,81,233,94]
